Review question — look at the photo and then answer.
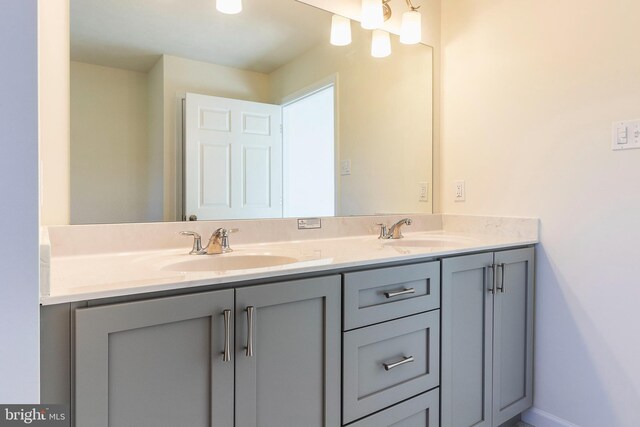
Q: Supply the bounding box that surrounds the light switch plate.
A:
[612,120,640,151]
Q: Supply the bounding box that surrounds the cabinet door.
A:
[75,289,235,427]
[441,252,494,427]
[235,276,341,427]
[492,248,534,425]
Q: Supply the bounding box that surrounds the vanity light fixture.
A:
[354,0,422,57]
[216,0,242,15]
[400,1,421,44]
[361,0,384,29]
[371,29,391,58]
[330,15,352,46]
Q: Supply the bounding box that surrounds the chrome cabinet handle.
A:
[497,263,506,293]
[222,309,231,362]
[245,306,255,357]
[383,288,416,298]
[486,265,496,294]
[383,355,415,371]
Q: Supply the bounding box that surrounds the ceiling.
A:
[71,0,332,73]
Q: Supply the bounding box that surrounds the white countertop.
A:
[41,229,537,305]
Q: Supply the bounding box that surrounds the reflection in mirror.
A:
[70,0,433,224]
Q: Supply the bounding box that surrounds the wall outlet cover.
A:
[454,180,466,202]
[340,160,351,175]
[418,182,429,202]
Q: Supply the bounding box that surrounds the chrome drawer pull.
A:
[383,288,416,298]
[245,306,255,357]
[383,355,415,371]
[222,309,231,362]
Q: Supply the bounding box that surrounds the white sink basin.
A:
[162,254,299,272]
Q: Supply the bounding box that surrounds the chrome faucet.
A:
[180,228,238,255]
[376,218,412,239]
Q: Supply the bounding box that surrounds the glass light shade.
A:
[371,29,391,58]
[400,10,421,44]
[330,15,352,46]
[361,0,383,29]
[216,0,242,14]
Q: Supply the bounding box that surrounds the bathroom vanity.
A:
[40,215,536,427]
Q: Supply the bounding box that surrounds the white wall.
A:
[70,62,150,224]
[0,0,40,402]
[440,1,640,426]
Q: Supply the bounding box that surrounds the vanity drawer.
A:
[343,261,440,330]
[347,389,439,427]
[343,311,440,424]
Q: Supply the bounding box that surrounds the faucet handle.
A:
[218,228,239,252]
[180,231,203,254]
[375,223,388,239]
[221,228,239,237]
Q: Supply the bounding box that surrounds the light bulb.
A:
[216,0,242,14]
[361,0,383,30]
[330,15,352,46]
[400,10,421,44]
[371,29,391,58]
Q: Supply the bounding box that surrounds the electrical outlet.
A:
[340,160,351,175]
[418,182,429,202]
[454,180,465,202]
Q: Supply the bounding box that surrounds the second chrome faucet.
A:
[377,218,412,239]
[180,228,238,255]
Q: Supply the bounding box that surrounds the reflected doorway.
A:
[282,84,336,218]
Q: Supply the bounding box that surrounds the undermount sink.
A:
[161,254,299,272]
[384,235,476,248]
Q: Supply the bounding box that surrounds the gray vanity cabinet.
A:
[74,275,341,427]
[234,276,342,427]
[75,289,235,427]
[440,247,534,427]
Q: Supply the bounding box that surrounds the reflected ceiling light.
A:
[400,4,421,44]
[216,0,242,14]
[371,29,391,58]
[361,0,384,29]
[330,15,352,46]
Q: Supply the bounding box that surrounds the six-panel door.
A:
[234,276,341,427]
[75,289,235,427]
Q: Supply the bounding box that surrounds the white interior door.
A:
[185,93,282,220]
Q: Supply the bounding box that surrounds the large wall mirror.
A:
[70,0,433,224]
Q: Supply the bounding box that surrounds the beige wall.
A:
[39,0,70,225]
[70,62,150,224]
[160,55,270,220]
[441,1,640,425]
[270,30,433,216]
